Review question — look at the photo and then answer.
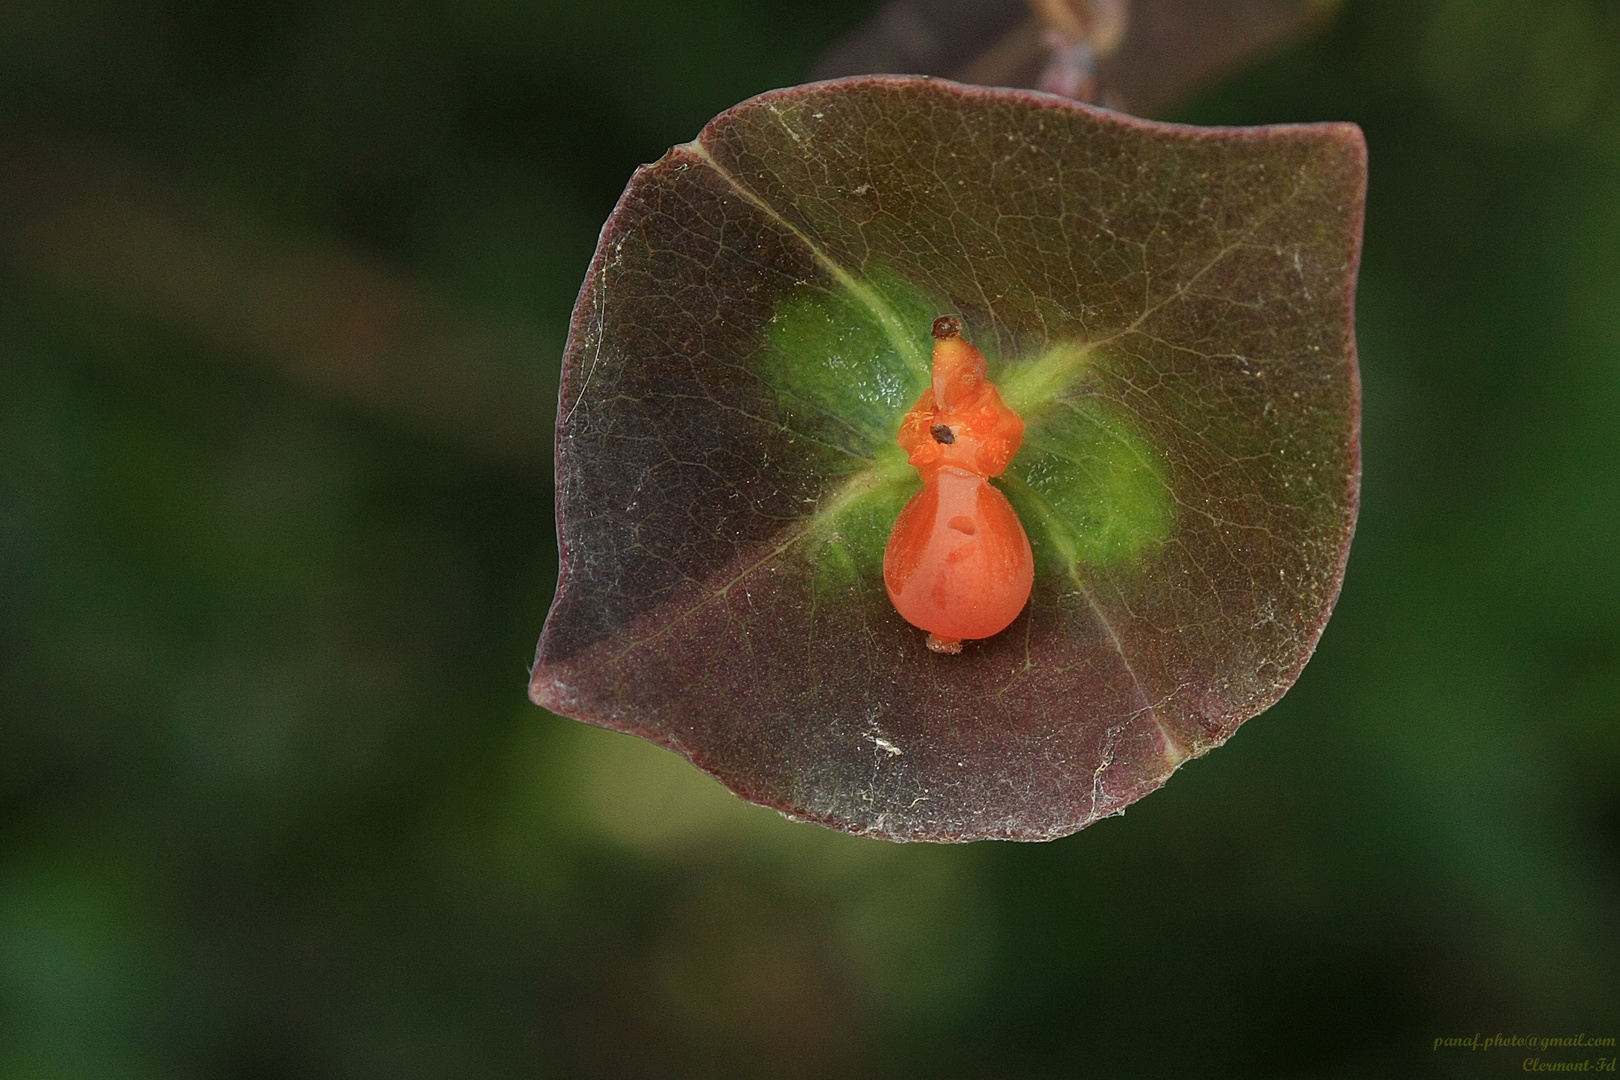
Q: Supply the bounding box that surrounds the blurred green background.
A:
[1,0,1617,1075]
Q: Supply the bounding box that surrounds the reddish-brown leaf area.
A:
[531,77,1364,841]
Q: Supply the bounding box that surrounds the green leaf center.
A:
[758,265,1173,591]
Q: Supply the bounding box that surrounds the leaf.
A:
[812,0,1344,118]
[531,76,1364,842]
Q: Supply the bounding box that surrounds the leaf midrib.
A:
[683,141,927,377]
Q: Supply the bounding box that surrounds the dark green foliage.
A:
[1,0,1617,1075]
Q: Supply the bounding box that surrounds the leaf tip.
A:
[527,662,564,712]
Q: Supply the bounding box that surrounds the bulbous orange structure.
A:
[883,317,1034,653]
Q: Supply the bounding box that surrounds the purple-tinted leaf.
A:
[532,77,1363,841]
[813,0,1343,117]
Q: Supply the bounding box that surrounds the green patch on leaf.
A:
[805,446,918,583]
[761,269,1173,585]
[1003,399,1173,580]
[803,453,920,595]
[758,265,936,456]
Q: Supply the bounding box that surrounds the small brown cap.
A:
[931,316,962,341]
